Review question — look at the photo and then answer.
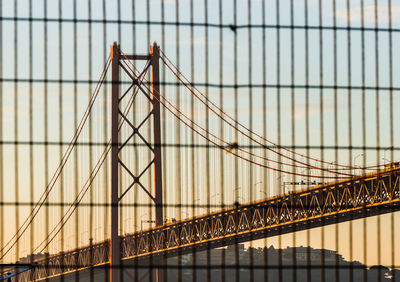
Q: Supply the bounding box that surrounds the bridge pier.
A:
[109,42,164,282]
[110,42,121,282]
[150,42,165,282]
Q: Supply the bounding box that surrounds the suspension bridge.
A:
[1,42,399,282]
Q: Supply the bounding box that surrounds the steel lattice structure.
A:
[11,167,400,281]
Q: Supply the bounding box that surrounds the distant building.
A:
[282,246,343,263]
[18,253,48,264]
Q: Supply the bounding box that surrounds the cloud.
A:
[166,37,230,47]
[162,0,177,4]
[152,0,187,5]
[2,105,29,118]
[334,4,400,25]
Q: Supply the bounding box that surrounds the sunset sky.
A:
[1,0,400,269]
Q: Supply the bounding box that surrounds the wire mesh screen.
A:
[0,0,400,281]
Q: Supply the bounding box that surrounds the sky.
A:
[0,0,400,269]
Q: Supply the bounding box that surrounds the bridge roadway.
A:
[13,167,400,281]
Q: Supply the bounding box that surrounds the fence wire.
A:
[0,0,400,282]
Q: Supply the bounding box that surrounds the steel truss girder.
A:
[13,168,400,281]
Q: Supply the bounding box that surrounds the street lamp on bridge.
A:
[354,153,364,175]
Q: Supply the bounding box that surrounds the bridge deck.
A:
[13,168,400,281]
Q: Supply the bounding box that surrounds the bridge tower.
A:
[110,42,164,282]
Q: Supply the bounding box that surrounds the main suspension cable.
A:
[159,49,382,171]
[32,64,147,256]
[121,53,350,179]
[0,58,110,260]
